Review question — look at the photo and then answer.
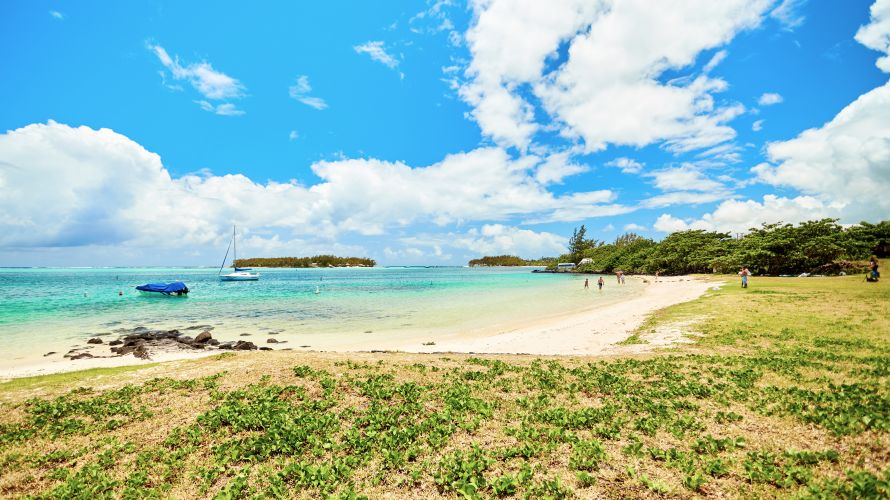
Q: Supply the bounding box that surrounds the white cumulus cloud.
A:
[405,224,567,258]
[0,122,629,257]
[753,81,890,222]
[653,195,833,234]
[855,0,890,72]
[460,0,770,153]
[758,92,784,106]
[605,157,644,174]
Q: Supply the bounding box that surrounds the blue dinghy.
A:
[135,281,189,296]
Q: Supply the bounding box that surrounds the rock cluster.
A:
[52,325,279,362]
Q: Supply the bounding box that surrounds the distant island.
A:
[234,255,376,268]
[468,255,556,267]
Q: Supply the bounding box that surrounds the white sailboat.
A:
[219,225,260,281]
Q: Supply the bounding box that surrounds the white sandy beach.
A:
[400,275,717,355]
[0,276,717,380]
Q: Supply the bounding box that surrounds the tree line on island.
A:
[470,219,889,276]
[467,255,557,267]
[234,255,376,268]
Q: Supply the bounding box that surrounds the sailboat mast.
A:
[233,225,237,269]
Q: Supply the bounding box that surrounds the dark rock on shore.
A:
[65,351,94,360]
[102,325,277,360]
[43,352,56,357]
[233,340,257,350]
[194,331,212,343]
[133,345,150,359]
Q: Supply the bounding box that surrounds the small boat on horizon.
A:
[135,281,189,296]
[219,225,260,281]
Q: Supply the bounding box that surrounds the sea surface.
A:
[0,267,642,368]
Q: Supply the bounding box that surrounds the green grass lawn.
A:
[0,276,887,498]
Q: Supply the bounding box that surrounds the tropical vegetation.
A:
[468,255,557,267]
[234,256,376,268]
[552,219,889,276]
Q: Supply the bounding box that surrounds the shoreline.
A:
[398,275,717,355]
[0,275,716,380]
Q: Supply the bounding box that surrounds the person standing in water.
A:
[597,276,604,290]
[584,278,589,289]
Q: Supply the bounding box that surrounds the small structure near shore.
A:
[556,262,576,270]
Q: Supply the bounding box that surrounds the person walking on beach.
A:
[620,273,626,285]
[597,276,604,290]
[739,267,750,288]
[584,278,589,289]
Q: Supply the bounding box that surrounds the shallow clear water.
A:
[0,267,640,366]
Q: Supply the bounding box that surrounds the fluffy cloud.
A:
[461,0,771,152]
[288,76,328,110]
[0,122,626,253]
[855,0,890,72]
[605,157,644,174]
[649,164,725,192]
[148,43,245,101]
[758,92,783,106]
[752,119,764,132]
[460,0,602,149]
[639,164,733,208]
[623,223,646,232]
[49,10,64,20]
[405,224,567,258]
[533,151,588,184]
[753,81,890,222]
[653,195,833,234]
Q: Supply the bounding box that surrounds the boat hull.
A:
[138,290,188,297]
[220,272,260,281]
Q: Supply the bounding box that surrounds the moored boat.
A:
[135,281,189,296]
[219,225,260,281]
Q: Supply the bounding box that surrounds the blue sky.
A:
[1,0,889,266]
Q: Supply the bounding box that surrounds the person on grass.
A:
[739,267,750,288]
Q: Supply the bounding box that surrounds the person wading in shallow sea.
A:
[584,278,589,289]
[597,276,604,290]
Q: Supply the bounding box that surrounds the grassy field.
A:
[0,275,887,498]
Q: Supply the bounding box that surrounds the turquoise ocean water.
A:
[0,267,641,368]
